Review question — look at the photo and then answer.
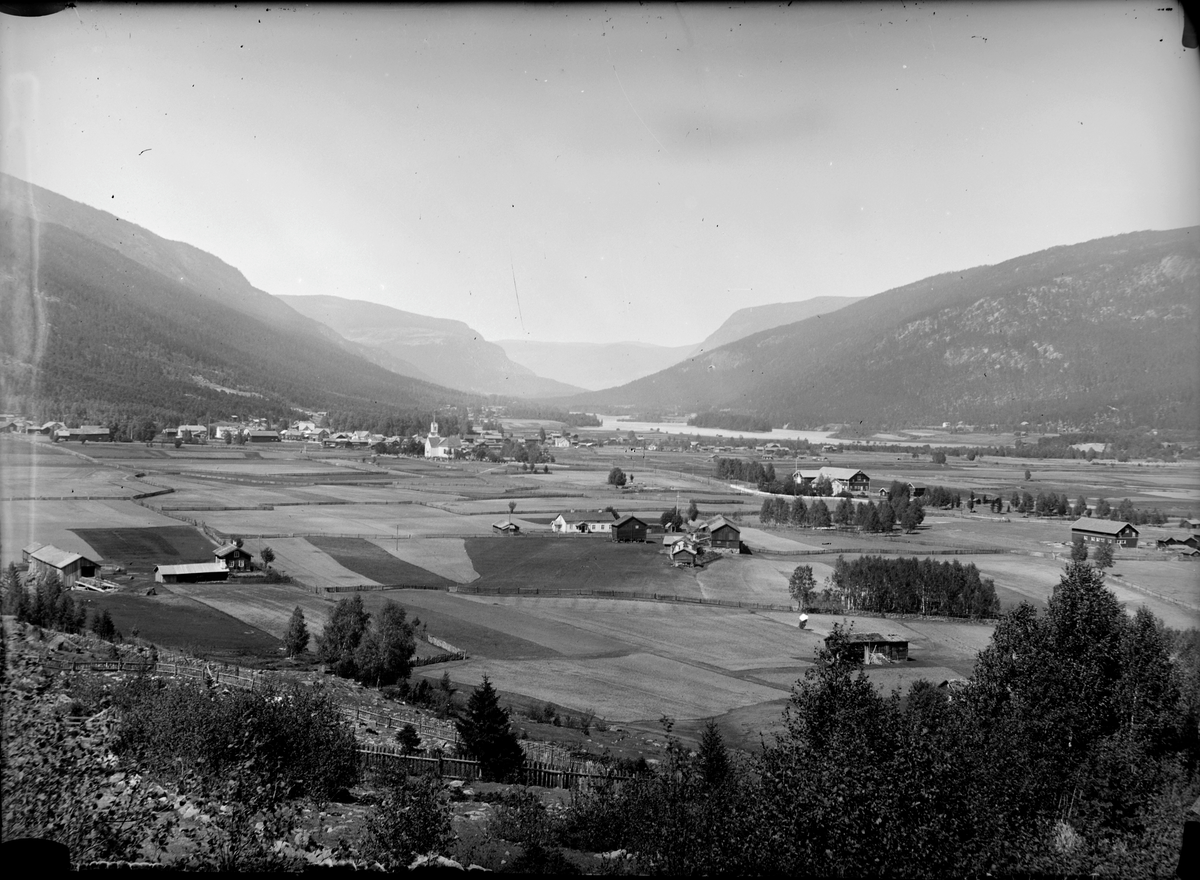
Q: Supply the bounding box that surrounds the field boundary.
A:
[358,743,635,789]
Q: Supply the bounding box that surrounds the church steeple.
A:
[430,420,439,437]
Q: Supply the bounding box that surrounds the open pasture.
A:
[475,597,820,672]
[74,589,281,657]
[173,501,481,538]
[305,536,456,587]
[419,651,793,725]
[240,537,380,589]
[163,581,335,639]
[366,590,632,660]
[72,525,216,570]
[462,538,697,596]
[696,557,792,606]
[359,537,479,584]
[1,499,186,566]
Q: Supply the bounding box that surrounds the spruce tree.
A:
[697,718,730,789]
[456,675,524,782]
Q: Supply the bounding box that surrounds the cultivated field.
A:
[6,432,1198,752]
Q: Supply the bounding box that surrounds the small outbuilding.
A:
[669,541,701,566]
[213,542,254,571]
[492,521,521,535]
[611,514,648,543]
[154,562,230,584]
[246,430,281,443]
[825,631,909,664]
[1070,518,1139,548]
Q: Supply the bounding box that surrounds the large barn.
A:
[23,543,100,587]
[825,631,910,664]
[1071,518,1140,548]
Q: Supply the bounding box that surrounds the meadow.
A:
[3,433,1196,749]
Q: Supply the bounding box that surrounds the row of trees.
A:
[813,554,1002,618]
[758,493,927,533]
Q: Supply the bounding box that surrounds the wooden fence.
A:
[357,744,635,790]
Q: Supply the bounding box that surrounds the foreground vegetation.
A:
[3,557,1197,874]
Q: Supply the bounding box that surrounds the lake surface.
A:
[588,415,836,444]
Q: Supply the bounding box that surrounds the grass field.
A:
[7,432,1197,755]
[73,589,281,659]
[305,536,456,586]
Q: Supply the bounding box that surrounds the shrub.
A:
[360,774,453,870]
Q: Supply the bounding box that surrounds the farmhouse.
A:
[793,467,871,495]
[177,424,209,441]
[825,631,909,664]
[154,562,230,584]
[705,515,741,552]
[213,542,254,571]
[1071,518,1140,548]
[24,543,100,587]
[611,514,648,543]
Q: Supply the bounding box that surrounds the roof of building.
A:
[154,562,229,576]
[612,513,648,527]
[23,541,45,556]
[663,534,688,545]
[1071,518,1138,535]
[213,543,251,557]
[77,425,110,433]
[670,542,699,556]
[706,514,740,533]
[30,544,95,569]
[820,467,869,481]
[827,631,908,645]
[491,521,520,531]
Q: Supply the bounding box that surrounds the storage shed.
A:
[825,631,909,664]
[611,514,648,543]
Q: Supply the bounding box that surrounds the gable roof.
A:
[154,562,229,576]
[706,514,740,534]
[612,513,647,528]
[30,544,96,569]
[214,543,251,558]
[1071,518,1138,536]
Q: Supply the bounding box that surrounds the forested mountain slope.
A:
[1,176,470,425]
[689,296,862,354]
[566,228,1200,430]
[279,295,584,399]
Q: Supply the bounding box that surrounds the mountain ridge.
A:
[559,227,1200,430]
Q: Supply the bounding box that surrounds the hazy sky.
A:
[3,2,1198,346]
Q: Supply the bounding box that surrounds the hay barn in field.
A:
[705,515,741,552]
[154,562,230,584]
[825,631,909,664]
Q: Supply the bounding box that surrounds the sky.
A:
[2,2,1199,347]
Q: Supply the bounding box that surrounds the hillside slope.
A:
[278,295,583,398]
[689,296,863,354]
[0,175,469,424]
[565,228,1200,430]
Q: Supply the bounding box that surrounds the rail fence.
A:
[357,743,635,790]
[448,584,797,612]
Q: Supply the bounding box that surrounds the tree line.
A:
[800,554,1002,618]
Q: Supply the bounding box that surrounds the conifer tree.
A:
[456,675,524,782]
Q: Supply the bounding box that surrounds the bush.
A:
[360,774,453,870]
[112,677,358,803]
